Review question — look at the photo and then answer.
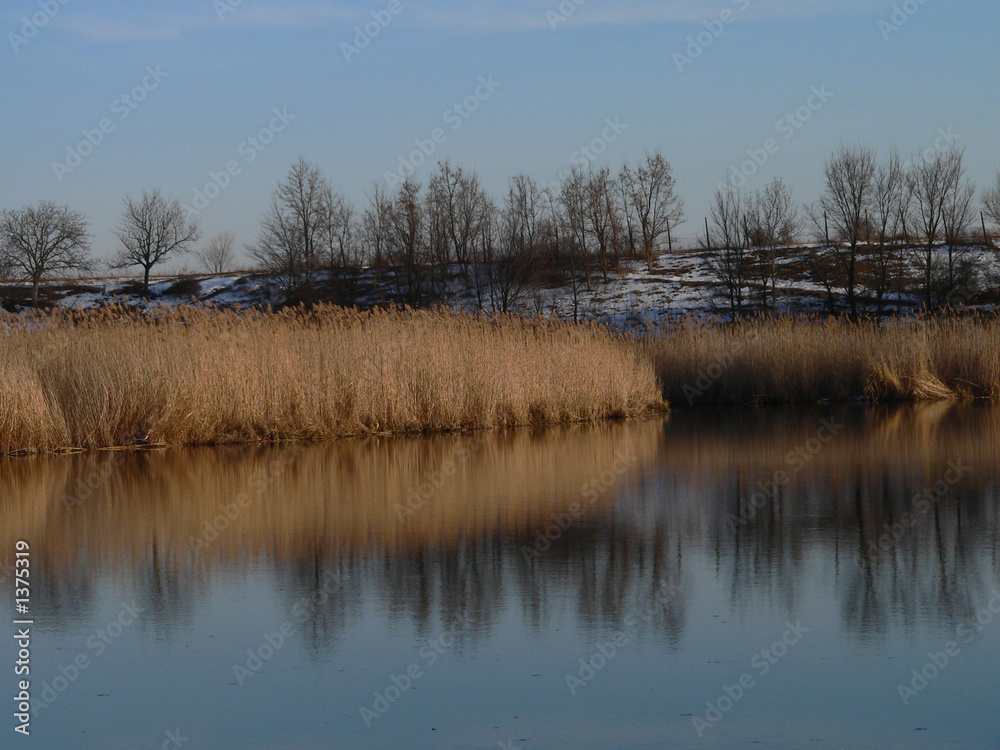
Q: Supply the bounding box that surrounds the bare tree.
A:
[620,152,684,271]
[473,174,543,314]
[0,248,11,283]
[939,167,978,303]
[984,172,1000,235]
[982,173,1000,292]
[427,161,491,270]
[505,174,545,261]
[746,178,797,310]
[559,167,592,293]
[703,186,752,316]
[616,176,639,260]
[361,183,391,272]
[817,145,878,317]
[197,232,238,274]
[585,167,619,282]
[907,147,965,308]
[114,189,200,296]
[0,201,92,306]
[384,179,431,306]
[319,193,371,304]
[250,158,335,302]
[864,152,907,315]
[327,193,358,269]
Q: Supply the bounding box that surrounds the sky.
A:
[1,0,998,267]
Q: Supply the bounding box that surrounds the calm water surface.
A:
[2,404,999,749]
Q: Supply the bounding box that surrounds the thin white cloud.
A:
[423,0,899,32]
[41,0,899,42]
[49,3,357,42]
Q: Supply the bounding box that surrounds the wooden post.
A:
[982,211,991,248]
[704,217,711,250]
[667,222,673,254]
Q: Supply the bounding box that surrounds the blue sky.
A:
[2,0,997,264]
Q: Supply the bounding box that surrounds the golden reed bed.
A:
[0,305,662,454]
[3,306,1000,454]
[646,315,1000,406]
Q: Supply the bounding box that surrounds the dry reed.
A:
[0,305,662,454]
[5,306,1000,455]
[647,315,1000,405]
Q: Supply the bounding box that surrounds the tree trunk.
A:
[847,244,857,318]
[925,245,933,309]
[143,266,151,297]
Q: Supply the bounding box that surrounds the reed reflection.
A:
[1,403,998,653]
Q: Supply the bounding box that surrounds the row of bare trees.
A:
[0,191,213,306]
[250,154,684,312]
[705,177,798,315]
[705,145,1000,316]
[7,145,1000,314]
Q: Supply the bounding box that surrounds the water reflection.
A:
[2,404,998,652]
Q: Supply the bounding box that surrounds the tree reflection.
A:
[1,403,998,654]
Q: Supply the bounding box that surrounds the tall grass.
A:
[0,305,662,454]
[4,306,1000,455]
[647,315,1000,405]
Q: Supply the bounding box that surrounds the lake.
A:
[2,403,999,749]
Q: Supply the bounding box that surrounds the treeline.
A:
[705,145,1000,316]
[248,154,683,314]
[3,145,1000,316]
[0,153,683,313]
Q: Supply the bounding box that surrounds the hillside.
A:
[2,244,998,327]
